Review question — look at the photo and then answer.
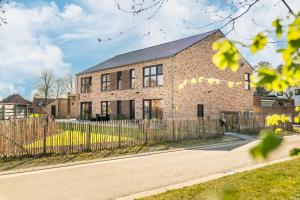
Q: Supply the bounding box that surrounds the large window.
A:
[143,99,163,119]
[81,77,92,93]
[101,101,110,115]
[130,69,135,89]
[80,102,92,120]
[117,71,123,90]
[245,73,250,90]
[117,100,122,115]
[143,65,163,87]
[101,74,110,91]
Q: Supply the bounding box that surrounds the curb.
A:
[116,156,295,200]
[0,139,249,177]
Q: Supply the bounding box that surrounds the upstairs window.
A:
[143,65,163,87]
[245,73,250,90]
[130,69,135,89]
[101,74,110,91]
[117,71,123,90]
[295,89,300,96]
[81,77,92,93]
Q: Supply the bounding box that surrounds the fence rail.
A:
[0,115,268,158]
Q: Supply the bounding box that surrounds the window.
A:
[143,99,163,119]
[130,100,135,119]
[245,73,250,90]
[117,71,122,90]
[101,74,110,91]
[295,89,300,96]
[143,65,163,87]
[81,77,92,93]
[80,102,92,120]
[130,69,135,89]
[117,100,122,115]
[277,91,283,96]
[101,101,110,115]
[197,104,204,118]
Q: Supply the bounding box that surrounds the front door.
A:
[51,105,56,117]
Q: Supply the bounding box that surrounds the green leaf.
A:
[250,33,268,54]
[212,39,240,72]
[290,148,300,156]
[250,130,283,159]
[272,19,283,39]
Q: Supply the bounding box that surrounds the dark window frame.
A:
[101,74,110,91]
[245,73,250,90]
[130,100,135,119]
[130,69,135,89]
[117,71,123,90]
[197,104,204,118]
[143,64,163,87]
[80,102,92,120]
[295,89,300,96]
[81,77,92,93]
[117,100,122,115]
[101,101,110,115]
[143,99,163,119]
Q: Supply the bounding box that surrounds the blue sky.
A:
[0,0,299,100]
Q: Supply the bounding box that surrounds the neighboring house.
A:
[0,94,31,120]
[76,29,253,120]
[32,97,56,114]
[45,93,77,119]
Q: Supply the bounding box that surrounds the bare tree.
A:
[53,78,66,98]
[0,0,8,26]
[284,87,294,105]
[36,70,54,108]
[64,74,76,94]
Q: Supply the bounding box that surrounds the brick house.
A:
[45,94,77,119]
[76,30,253,120]
[0,94,31,120]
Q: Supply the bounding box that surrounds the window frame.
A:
[101,101,110,116]
[143,64,163,87]
[130,100,135,119]
[117,71,123,90]
[81,77,92,93]
[295,89,300,96]
[143,99,163,119]
[80,102,92,120]
[101,74,110,91]
[197,104,204,118]
[117,100,122,115]
[244,73,250,90]
[130,69,135,89]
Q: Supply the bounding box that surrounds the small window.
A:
[130,100,135,119]
[101,101,110,115]
[80,102,92,120]
[143,99,163,119]
[277,91,283,96]
[245,73,250,90]
[81,77,92,93]
[143,65,163,87]
[130,69,135,89]
[101,74,110,91]
[117,100,122,115]
[197,104,204,118]
[117,71,122,90]
[295,89,300,96]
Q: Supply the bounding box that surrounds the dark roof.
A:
[78,29,221,75]
[33,97,56,107]
[0,94,31,105]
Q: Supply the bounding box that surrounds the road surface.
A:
[0,135,299,200]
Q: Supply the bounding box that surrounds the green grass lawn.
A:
[142,158,300,200]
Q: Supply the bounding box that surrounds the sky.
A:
[0,0,299,100]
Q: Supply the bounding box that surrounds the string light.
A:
[178,76,243,90]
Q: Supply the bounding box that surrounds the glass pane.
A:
[143,100,150,119]
[157,75,163,86]
[131,69,135,78]
[107,74,110,81]
[157,65,163,74]
[150,76,157,86]
[131,79,135,89]
[245,73,249,80]
[151,66,157,75]
[107,82,110,91]
[152,100,163,119]
[144,67,150,76]
[144,77,150,87]
[102,75,106,82]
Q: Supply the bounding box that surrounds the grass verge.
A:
[142,158,300,200]
[0,135,238,172]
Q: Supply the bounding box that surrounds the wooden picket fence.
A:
[0,114,268,158]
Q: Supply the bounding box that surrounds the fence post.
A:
[144,120,148,145]
[43,117,48,155]
[86,123,91,151]
[118,122,121,148]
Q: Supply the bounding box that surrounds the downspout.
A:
[171,56,174,118]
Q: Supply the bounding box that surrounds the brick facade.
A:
[76,32,254,119]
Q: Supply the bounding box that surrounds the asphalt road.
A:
[0,135,299,200]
